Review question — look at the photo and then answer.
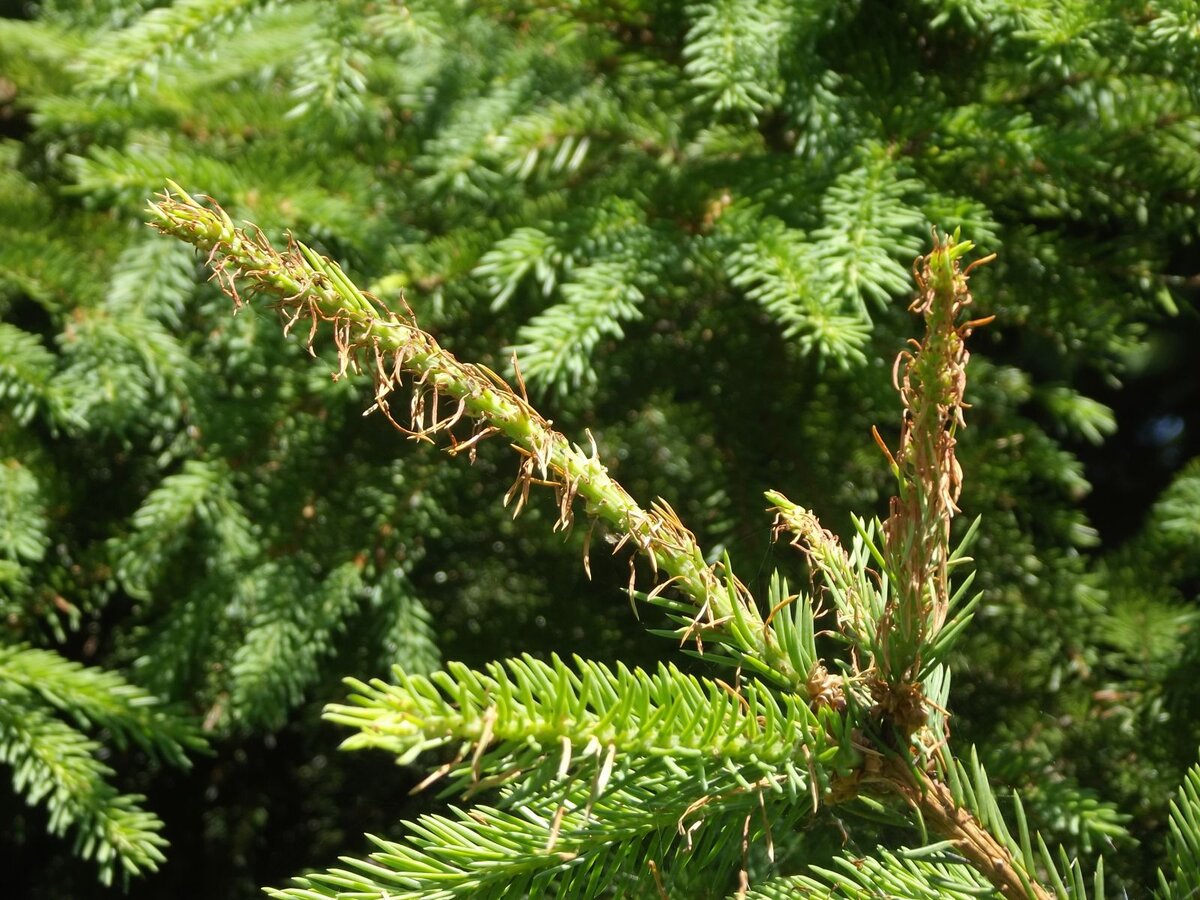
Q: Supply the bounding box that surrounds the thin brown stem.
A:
[916,773,1052,900]
[876,761,1053,900]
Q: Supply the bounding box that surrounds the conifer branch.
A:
[0,324,57,426]
[743,848,996,898]
[0,645,205,885]
[0,459,50,568]
[0,645,205,767]
[0,692,168,884]
[266,778,800,899]
[761,236,1072,898]
[77,0,273,96]
[229,561,366,731]
[6,1,1198,891]
[809,160,926,319]
[1158,755,1200,897]
[326,655,830,800]
[874,237,994,698]
[510,260,645,392]
[684,0,784,120]
[904,762,1051,900]
[147,184,803,691]
[767,234,993,734]
[726,214,873,367]
[149,186,1085,899]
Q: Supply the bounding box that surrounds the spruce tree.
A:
[0,0,1198,893]
[149,184,1197,898]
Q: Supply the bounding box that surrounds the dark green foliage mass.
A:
[0,0,1198,895]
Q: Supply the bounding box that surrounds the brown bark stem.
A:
[908,769,1052,900]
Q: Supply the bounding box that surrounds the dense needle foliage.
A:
[0,0,1198,896]
[146,187,1195,898]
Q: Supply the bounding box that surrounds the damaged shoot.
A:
[151,183,1084,899]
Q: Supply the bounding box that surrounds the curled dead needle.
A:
[871,425,898,470]
[962,252,997,277]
